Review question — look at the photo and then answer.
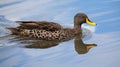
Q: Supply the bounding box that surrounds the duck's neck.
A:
[74,21,82,35]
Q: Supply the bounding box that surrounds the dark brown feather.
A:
[16,21,63,31]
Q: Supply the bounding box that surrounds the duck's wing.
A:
[16,21,63,31]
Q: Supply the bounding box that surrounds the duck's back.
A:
[16,21,63,31]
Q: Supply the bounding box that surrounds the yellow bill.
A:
[86,18,97,26]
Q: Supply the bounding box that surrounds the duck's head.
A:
[74,13,97,27]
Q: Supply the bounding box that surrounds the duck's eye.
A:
[81,16,85,18]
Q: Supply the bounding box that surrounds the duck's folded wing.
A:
[16,21,62,31]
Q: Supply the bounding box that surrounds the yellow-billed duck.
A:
[7,13,97,41]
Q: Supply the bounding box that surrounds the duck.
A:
[7,13,97,41]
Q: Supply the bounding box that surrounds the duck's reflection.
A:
[24,34,97,54]
[25,40,59,49]
[74,34,97,54]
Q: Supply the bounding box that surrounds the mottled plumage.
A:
[7,13,97,41]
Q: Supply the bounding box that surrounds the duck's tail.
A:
[6,28,20,35]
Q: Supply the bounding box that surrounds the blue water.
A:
[0,0,120,67]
